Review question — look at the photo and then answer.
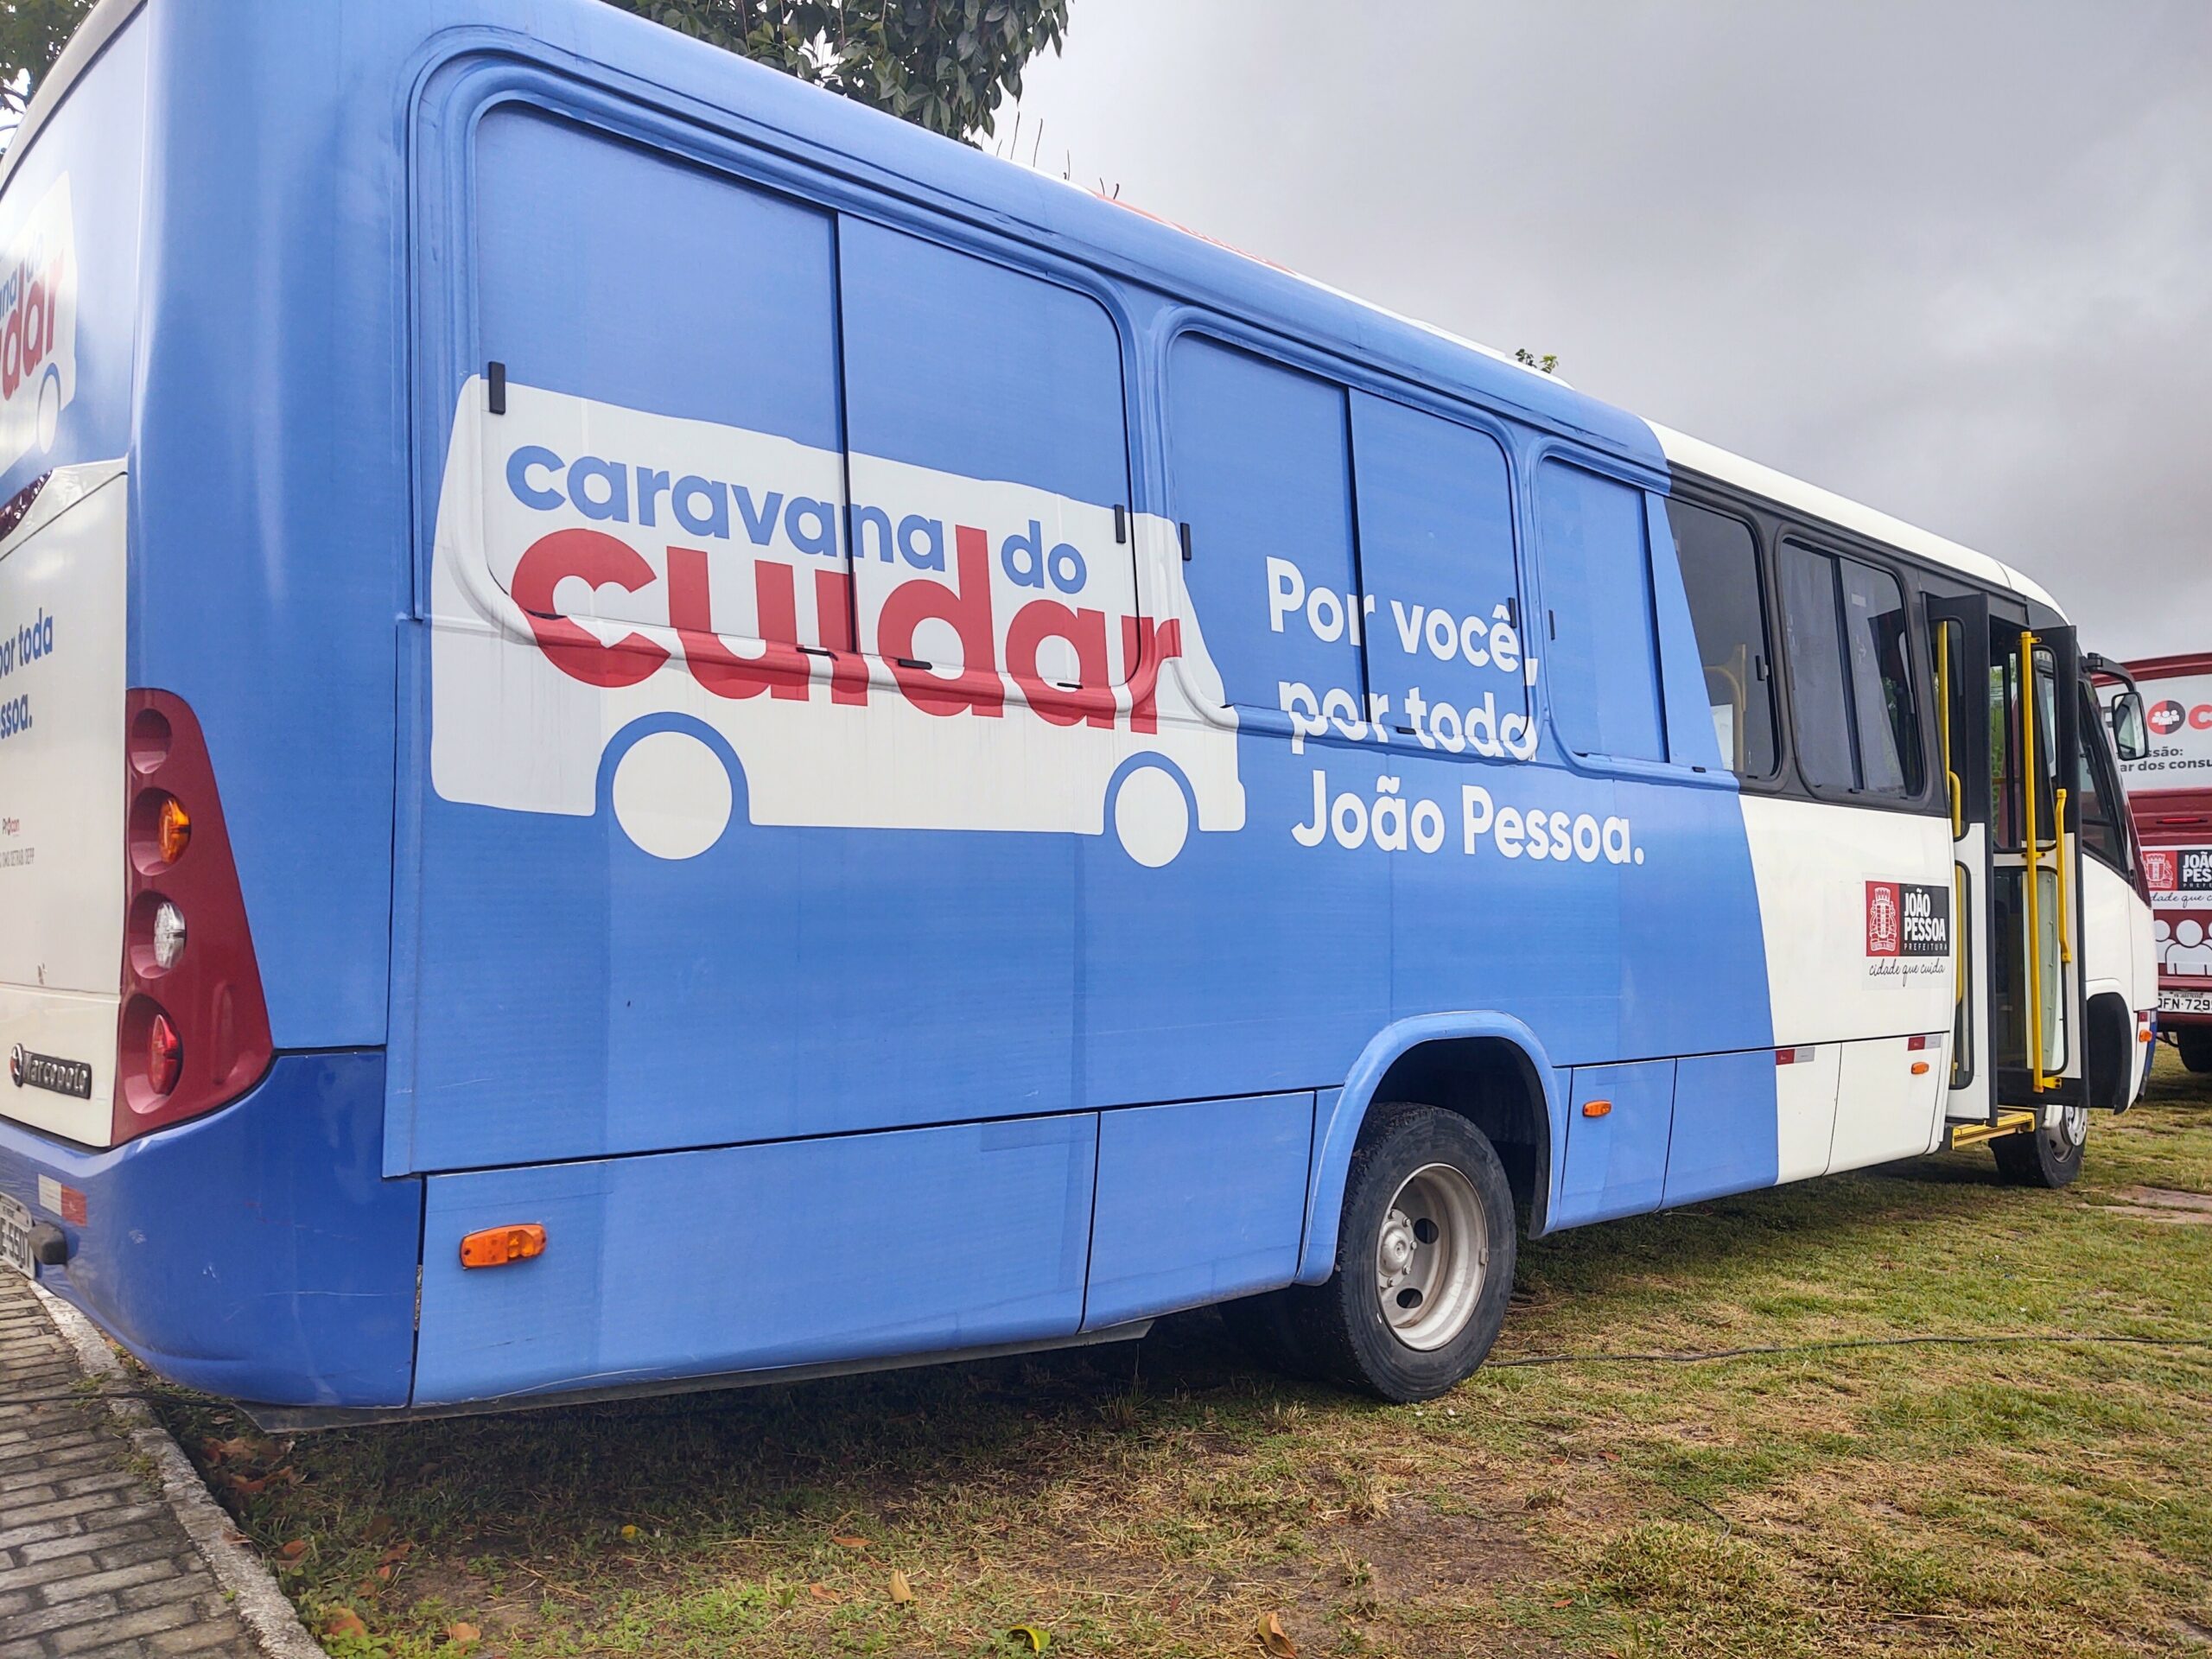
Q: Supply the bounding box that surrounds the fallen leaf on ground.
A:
[618,1524,639,1541]
[889,1569,914,1603]
[321,1608,367,1639]
[378,1541,412,1567]
[276,1540,308,1560]
[830,1533,868,1548]
[448,1621,481,1648]
[810,1582,841,1603]
[1259,1611,1298,1657]
[363,1515,397,1542]
[1007,1627,1052,1652]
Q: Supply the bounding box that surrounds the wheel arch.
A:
[1295,1013,1562,1285]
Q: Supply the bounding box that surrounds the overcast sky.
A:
[1011,2,2210,661]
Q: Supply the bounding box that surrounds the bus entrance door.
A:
[1992,621,2089,1107]
[1929,592,1995,1122]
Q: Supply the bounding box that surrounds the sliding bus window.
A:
[1778,541,1925,799]
[1663,498,1777,779]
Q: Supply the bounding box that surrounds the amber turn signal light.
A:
[156,795,192,865]
[1581,1099,1612,1118]
[460,1224,547,1268]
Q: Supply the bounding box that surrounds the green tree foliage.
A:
[602,1,1068,141]
[0,0,92,124]
[1,1,1066,149]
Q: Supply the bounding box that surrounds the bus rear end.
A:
[0,1,423,1408]
[2121,656,2212,1071]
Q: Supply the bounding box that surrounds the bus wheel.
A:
[1286,1103,1516,1402]
[2178,1027,2212,1075]
[1992,1103,2087,1189]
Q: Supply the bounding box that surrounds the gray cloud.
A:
[1014,2,2212,658]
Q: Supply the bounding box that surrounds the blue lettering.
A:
[734,486,784,547]
[637,468,672,528]
[853,504,895,563]
[785,496,837,559]
[1047,541,1087,594]
[897,515,945,571]
[568,457,630,524]
[672,476,730,540]
[1001,519,1046,588]
[505,445,564,511]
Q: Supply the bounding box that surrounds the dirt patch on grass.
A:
[2101,1185,2212,1224]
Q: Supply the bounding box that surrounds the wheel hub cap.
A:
[1374,1161,1489,1353]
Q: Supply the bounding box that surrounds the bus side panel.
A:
[411,1114,1098,1407]
[1083,1092,1313,1331]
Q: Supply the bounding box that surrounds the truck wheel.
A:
[2178,1027,2212,1075]
[1992,1103,2087,1188]
[1281,1103,1516,1402]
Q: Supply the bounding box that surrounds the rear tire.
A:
[2177,1027,2212,1075]
[1992,1103,2087,1188]
[1278,1103,1517,1402]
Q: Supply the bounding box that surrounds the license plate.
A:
[2159,989,2212,1016]
[0,1193,32,1278]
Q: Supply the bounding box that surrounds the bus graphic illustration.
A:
[429,380,1245,866]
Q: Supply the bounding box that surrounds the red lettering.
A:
[1122,615,1182,735]
[812,570,868,706]
[2191,703,2212,731]
[20,282,43,376]
[876,525,1002,718]
[1,301,20,401]
[511,528,668,689]
[1007,601,1114,728]
[667,546,808,702]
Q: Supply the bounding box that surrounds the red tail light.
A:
[111,691,272,1143]
[146,1007,181,1095]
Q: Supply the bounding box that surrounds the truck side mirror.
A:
[2110,690,2148,762]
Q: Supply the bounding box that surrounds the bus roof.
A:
[4,0,2069,624]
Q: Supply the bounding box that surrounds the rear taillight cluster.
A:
[112,690,272,1143]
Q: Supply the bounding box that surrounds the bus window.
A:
[1779,544,1856,791]
[2075,682,2128,871]
[1840,557,1923,795]
[1536,460,1665,762]
[1348,392,1524,741]
[1778,543,1924,798]
[1663,499,1777,779]
[840,220,1135,686]
[1166,337,1359,713]
[473,107,847,645]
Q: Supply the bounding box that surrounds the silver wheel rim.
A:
[2052,1104,2088,1150]
[1375,1161,1488,1351]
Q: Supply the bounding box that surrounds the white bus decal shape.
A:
[429,382,1244,865]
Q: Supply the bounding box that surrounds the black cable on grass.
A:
[2,1331,2210,1409]
[1487,1331,2212,1369]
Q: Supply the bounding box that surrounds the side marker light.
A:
[460,1224,547,1268]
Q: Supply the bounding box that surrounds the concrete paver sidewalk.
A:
[0,1273,254,1659]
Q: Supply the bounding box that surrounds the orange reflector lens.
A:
[1910,1060,1931,1076]
[156,796,192,865]
[1581,1099,1612,1118]
[460,1224,547,1268]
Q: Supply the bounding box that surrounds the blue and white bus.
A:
[0,0,2160,1421]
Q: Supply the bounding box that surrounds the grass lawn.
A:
[156,1052,2212,1658]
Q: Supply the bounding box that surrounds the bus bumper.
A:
[0,1052,420,1408]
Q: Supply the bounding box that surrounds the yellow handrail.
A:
[2020,630,2048,1092]
[1936,623,1962,839]
[2055,786,2072,968]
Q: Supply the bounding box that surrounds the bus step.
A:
[1946,1109,2037,1151]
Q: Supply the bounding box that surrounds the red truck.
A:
[2119,654,2212,1072]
